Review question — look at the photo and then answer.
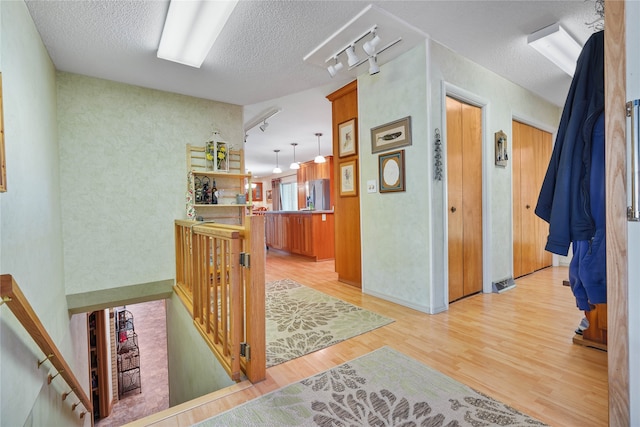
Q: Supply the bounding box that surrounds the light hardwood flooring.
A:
[133,250,608,427]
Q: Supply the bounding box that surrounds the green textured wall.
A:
[56,73,243,295]
[0,2,88,426]
[166,294,235,406]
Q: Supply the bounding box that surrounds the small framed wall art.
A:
[379,150,405,193]
[339,159,357,197]
[371,116,412,154]
[495,130,508,167]
[250,182,263,201]
[338,118,357,157]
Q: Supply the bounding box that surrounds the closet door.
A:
[512,120,552,278]
[447,96,483,302]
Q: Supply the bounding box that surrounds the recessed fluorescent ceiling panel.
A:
[157,0,239,68]
[527,23,582,76]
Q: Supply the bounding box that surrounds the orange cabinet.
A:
[296,157,333,209]
[265,212,334,261]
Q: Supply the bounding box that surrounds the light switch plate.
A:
[367,179,377,193]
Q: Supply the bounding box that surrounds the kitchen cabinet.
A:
[265,211,334,260]
[296,157,333,209]
[288,214,313,256]
[265,213,286,250]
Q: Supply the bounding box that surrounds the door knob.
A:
[450,206,457,213]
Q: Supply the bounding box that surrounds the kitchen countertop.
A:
[263,210,334,214]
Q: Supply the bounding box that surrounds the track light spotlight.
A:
[363,32,381,56]
[345,45,359,67]
[327,58,344,78]
[260,120,269,132]
[368,56,380,75]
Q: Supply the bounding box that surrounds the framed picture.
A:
[379,150,406,193]
[338,118,357,157]
[339,160,357,197]
[266,189,272,203]
[495,130,508,167]
[371,116,412,154]
[248,182,263,201]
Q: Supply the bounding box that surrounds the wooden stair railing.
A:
[174,216,265,383]
[0,274,93,419]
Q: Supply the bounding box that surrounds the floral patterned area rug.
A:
[198,346,548,426]
[265,279,393,367]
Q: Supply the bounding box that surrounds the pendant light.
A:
[272,149,282,174]
[314,133,326,164]
[289,143,300,170]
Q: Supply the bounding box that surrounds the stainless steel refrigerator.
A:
[305,179,331,210]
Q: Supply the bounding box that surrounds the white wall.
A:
[166,294,234,405]
[428,40,560,312]
[56,73,243,295]
[0,2,88,426]
[358,39,561,314]
[359,43,432,312]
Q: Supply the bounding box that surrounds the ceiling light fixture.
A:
[272,149,282,174]
[345,45,360,67]
[314,133,326,164]
[527,23,582,76]
[363,31,381,56]
[244,108,282,135]
[289,143,300,170]
[327,58,344,78]
[259,120,269,132]
[368,56,380,75]
[318,25,402,78]
[157,0,239,68]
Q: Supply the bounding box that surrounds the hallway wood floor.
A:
[133,250,608,427]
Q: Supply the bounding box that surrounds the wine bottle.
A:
[212,179,218,204]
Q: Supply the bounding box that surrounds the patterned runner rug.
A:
[266,279,393,367]
[198,346,547,426]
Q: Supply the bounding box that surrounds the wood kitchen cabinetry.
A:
[297,157,334,209]
[265,212,334,261]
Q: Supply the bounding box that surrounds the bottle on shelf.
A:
[212,179,218,205]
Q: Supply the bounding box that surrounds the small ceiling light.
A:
[527,23,582,76]
[327,58,344,78]
[259,120,269,132]
[314,133,326,164]
[345,45,359,67]
[272,149,282,174]
[157,0,239,68]
[368,56,380,75]
[289,143,300,170]
[363,32,381,56]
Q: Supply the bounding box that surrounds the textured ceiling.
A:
[25,0,601,178]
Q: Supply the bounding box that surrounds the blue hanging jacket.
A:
[535,30,604,256]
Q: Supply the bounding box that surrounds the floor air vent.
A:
[492,277,516,293]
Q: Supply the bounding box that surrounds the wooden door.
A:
[88,310,110,420]
[446,96,483,302]
[512,120,552,278]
